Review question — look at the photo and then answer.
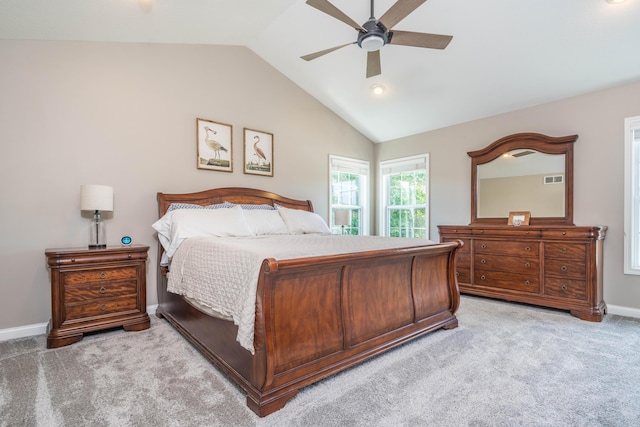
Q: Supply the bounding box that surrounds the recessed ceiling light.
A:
[606,0,625,4]
[371,84,385,95]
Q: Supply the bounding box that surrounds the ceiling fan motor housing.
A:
[357,19,389,51]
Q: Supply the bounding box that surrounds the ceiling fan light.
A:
[360,35,385,52]
[372,84,385,95]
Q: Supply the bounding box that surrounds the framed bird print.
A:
[196,118,233,172]
[244,128,273,176]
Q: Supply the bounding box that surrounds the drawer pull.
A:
[561,265,568,272]
[456,271,460,277]
[99,272,107,279]
[561,284,568,291]
[525,246,531,251]
[481,244,487,249]
[100,304,106,311]
[524,280,531,286]
[562,248,567,253]
[480,275,486,280]
[71,258,76,263]
[480,258,487,264]
[128,254,132,259]
[480,230,484,233]
[524,262,531,268]
[562,231,566,235]
[99,286,107,294]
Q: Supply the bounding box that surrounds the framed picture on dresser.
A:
[508,211,530,226]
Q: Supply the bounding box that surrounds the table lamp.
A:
[80,184,113,249]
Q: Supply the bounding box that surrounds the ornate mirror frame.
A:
[469,132,577,226]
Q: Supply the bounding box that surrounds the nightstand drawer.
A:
[62,266,137,286]
[65,295,138,320]
[65,281,137,302]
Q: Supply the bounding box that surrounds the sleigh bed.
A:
[155,187,461,417]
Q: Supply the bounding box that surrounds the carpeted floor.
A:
[1,295,639,426]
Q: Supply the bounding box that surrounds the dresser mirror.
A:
[469,133,576,225]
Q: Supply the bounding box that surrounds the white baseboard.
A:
[0,322,50,342]
[607,304,640,319]
[0,304,159,343]
[2,303,637,343]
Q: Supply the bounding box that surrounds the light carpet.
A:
[1,296,639,426]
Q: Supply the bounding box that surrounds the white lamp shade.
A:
[80,185,113,212]
[335,210,350,226]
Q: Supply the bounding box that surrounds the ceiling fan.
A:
[301,0,453,78]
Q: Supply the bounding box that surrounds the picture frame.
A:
[196,118,233,172]
[508,211,531,226]
[244,128,274,176]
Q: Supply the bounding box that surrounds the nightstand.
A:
[45,245,150,348]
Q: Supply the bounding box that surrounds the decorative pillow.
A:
[277,206,331,235]
[226,201,276,210]
[243,209,289,235]
[152,205,253,258]
[167,201,231,212]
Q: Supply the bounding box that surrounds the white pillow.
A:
[152,206,253,258]
[277,206,331,235]
[243,209,289,235]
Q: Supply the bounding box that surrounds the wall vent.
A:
[544,175,564,184]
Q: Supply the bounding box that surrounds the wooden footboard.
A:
[155,188,461,417]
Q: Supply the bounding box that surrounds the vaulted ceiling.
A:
[1,0,639,142]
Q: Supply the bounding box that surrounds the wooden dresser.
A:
[439,225,606,321]
[45,245,150,348]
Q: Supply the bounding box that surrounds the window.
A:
[624,116,640,275]
[380,154,429,239]
[329,155,369,235]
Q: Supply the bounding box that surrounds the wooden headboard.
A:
[157,187,314,217]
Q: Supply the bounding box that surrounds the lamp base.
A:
[88,244,107,249]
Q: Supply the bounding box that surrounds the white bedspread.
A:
[167,234,434,353]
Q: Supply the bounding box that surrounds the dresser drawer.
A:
[544,277,587,300]
[65,295,138,320]
[545,258,586,279]
[456,268,471,284]
[475,254,539,274]
[474,240,539,256]
[474,270,539,293]
[544,243,586,260]
[62,266,138,286]
[65,281,137,302]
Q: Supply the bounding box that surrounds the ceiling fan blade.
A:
[301,42,355,61]
[305,0,365,31]
[366,50,381,78]
[378,0,427,30]
[389,30,452,49]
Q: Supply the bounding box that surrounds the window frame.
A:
[624,116,640,275]
[329,155,370,236]
[379,154,430,239]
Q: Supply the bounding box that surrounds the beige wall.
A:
[0,40,374,330]
[376,80,640,312]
